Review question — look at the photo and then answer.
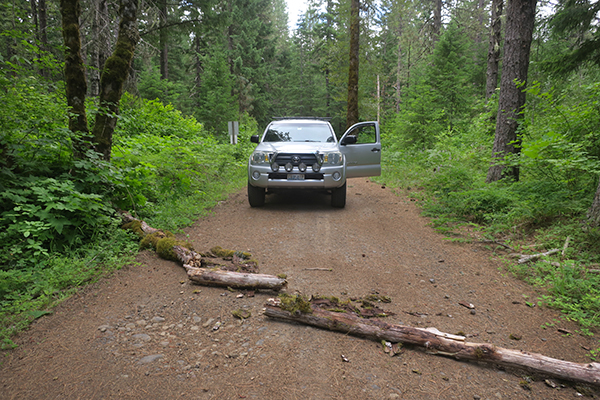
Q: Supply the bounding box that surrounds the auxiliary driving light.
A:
[298,163,307,172]
[332,171,342,181]
[285,162,293,172]
[252,171,261,180]
[312,163,321,172]
[271,162,279,172]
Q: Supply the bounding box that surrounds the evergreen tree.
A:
[425,21,472,129]
[548,0,600,73]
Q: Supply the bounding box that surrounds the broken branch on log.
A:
[264,297,600,387]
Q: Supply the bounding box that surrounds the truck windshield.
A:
[263,123,335,143]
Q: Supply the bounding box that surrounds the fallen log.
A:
[264,296,600,387]
[186,266,287,290]
[120,213,286,291]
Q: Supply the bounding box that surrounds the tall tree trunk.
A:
[39,0,47,46]
[60,0,91,158]
[433,0,442,42]
[485,0,503,100]
[92,0,139,161]
[31,0,49,77]
[346,0,360,129]
[30,0,41,76]
[98,0,109,71]
[325,0,333,116]
[39,0,48,78]
[395,16,403,113]
[90,0,100,96]
[30,0,39,44]
[194,34,202,107]
[588,177,600,227]
[486,0,537,183]
[159,0,169,80]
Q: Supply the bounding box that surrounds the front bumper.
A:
[248,164,346,189]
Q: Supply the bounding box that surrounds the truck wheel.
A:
[331,182,346,208]
[248,181,265,207]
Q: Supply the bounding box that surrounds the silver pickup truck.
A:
[247,118,381,208]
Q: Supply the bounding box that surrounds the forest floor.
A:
[1,179,599,399]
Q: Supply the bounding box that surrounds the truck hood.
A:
[255,142,339,153]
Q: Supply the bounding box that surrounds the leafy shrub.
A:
[111,96,255,230]
[0,176,116,267]
[511,260,600,328]
[118,92,203,139]
[0,76,255,345]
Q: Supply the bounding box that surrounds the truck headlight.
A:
[321,152,343,166]
[250,151,271,165]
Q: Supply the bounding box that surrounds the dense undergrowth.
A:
[0,75,255,349]
[376,78,600,351]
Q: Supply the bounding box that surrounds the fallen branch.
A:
[517,249,560,264]
[264,297,600,387]
[562,236,571,258]
[479,239,515,251]
[304,268,333,271]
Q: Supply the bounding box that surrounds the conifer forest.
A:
[1,0,600,349]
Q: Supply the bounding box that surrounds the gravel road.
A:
[1,178,598,399]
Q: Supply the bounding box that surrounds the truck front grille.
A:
[273,153,319,166]
[268,173,324,180]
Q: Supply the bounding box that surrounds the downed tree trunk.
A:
[120,212,286,291]
[173,245,286,290]
[186,267,286,290]
[264,297,600,387]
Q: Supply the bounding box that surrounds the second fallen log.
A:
[264,296,600,387]
[186,267,287,290]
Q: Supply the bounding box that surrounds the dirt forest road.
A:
[1,179,599,399]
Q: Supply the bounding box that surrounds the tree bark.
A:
[264,298,600,387]
[588,177,600,227]
[39,0,47,48]
[92,0,139,161]
[346,0,360,129]
[486,0,537,183]
[485,0,503,100]
[90,0,101,96]
[59,0,91,158]
[433,0,442,42]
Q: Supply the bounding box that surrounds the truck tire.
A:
[248,181,266,207]
[331,182,346,208]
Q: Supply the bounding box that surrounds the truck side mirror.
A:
[251,135,260,143]
[341,135,357,145]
